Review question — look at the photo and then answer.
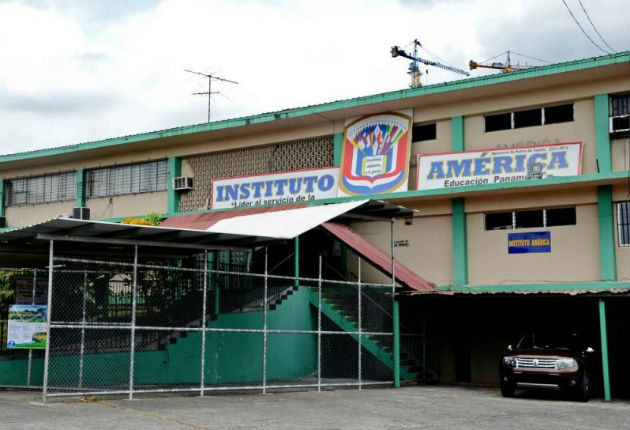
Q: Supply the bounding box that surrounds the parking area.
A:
[1,386,628,430]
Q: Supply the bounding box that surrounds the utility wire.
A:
[577,0,616,53]
[561,0,610,54]
[509,51,552,64]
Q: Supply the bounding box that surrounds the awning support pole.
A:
[200,250,208,396]
[390,219,400,388]
[262,246,268,394]
[357,256,362,390]
[317,254,322,392]
[42,240,54,403]
[599,298,611,402]
[294,236,299,288]
[128,244,138,400]
[393,299,401,388]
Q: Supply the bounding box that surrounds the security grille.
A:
[179,135,334,211]
[618,201,630,246]
[86,160,168,198]
[4,173,75,206]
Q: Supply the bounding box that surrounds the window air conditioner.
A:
[173,176,194,191]
[609,114,630,134]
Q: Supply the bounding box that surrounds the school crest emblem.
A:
[338,110,413,196]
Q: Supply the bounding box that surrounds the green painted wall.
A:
[75,169,86,207]
[333,133,343,166]
[450,116,468,286]
[0,287,317,389]
[0,179,4,217]
[166,157,182,214]
[597,185,617,281]
[594,94,612,173]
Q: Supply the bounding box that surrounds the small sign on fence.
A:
[7,304,47,349]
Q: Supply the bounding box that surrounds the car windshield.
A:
[517,333,580,351]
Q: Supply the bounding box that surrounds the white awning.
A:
[206,200,369,239]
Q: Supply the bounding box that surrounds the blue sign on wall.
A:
[508,231,551,254]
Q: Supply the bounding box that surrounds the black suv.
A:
[499,332,596,401]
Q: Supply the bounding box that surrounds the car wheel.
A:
[575,373,590,402]
[501,380,515,397]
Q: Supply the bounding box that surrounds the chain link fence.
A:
[1,245,424,400]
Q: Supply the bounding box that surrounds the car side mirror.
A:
[506,344,513,352]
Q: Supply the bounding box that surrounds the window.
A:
[5,172,75,206]
[513,108,542,129]
[485,113,512,132]
[611,94,630,117]
[412,123,436,142]
[544,104,574,124]
[86,160,168,198]
[618,202,630,246]
[484,103,574,132]
[485,207,576,230]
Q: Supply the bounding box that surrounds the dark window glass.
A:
[619,202,630,246]
[485,212,513,230]
[412,123,437,142]
[544,104,574,124]
[485,113,511,132]
[514,210,543,228]
[612,94,630,116]
[546,207,576,226]
[514,108,542,128]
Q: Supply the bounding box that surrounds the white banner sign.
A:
[416,142,583,190]
[8,305,48,349]
[212,167,340,209]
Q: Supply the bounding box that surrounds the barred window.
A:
[5,172,75,206]
[618,202,630,246]
[87,160,168,198]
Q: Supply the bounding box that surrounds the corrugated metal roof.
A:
[207,201,368,239]
[0,217,281,249]
[322,222,435,293]
[160,203,308,230]
[401,282,630,296]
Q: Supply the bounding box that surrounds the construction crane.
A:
[391,39,470,88]
[469,51,531,73]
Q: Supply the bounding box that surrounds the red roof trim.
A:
[322,222,435,293]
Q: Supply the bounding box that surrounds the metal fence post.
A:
[262,246,268,394]
[78,270,87,389]
[357,256,362,390]
[42,240,54,403]
[317,254,322,392]
[200,250,208,396]
[128,245,138,400]
[27,269,36,387]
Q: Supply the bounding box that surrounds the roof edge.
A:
[1,51,628,165]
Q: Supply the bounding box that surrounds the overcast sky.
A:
[0,0,628,155]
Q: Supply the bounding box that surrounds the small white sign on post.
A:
[416,142,583,190]
[211,167,340,210]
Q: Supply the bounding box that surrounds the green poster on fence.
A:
[7,304,47,349]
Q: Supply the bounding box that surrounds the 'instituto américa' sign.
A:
[212,167,339,210]
[508,231,551,254]
[416,142,582,190]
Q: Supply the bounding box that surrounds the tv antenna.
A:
[185,69,238,122]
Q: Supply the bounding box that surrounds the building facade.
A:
[0,52,629,397]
